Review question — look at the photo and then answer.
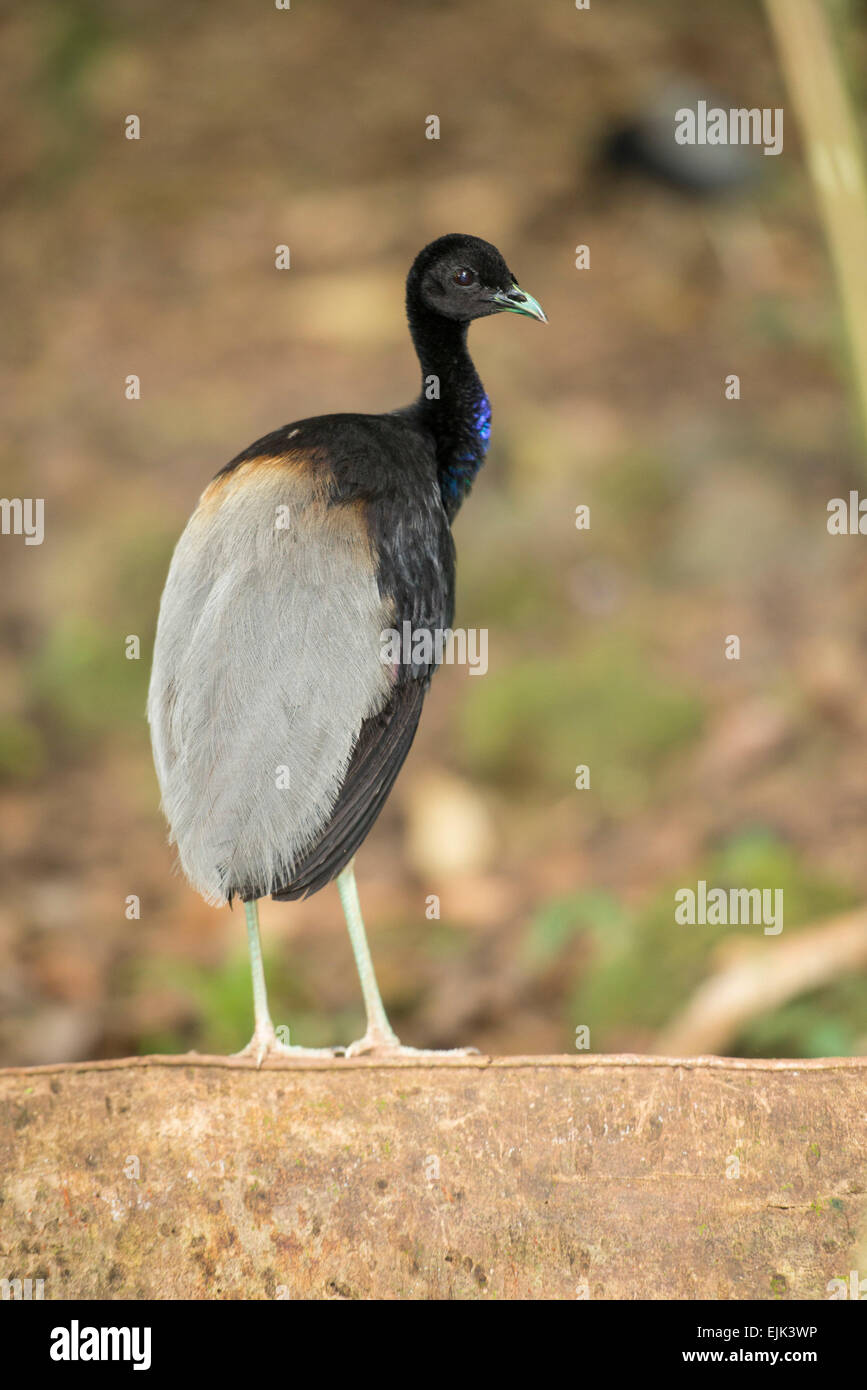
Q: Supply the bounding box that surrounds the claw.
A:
[232,1021,342,1066]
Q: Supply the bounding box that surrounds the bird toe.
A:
[343,1031,480,1060]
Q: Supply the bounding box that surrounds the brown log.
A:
[1,1054,864,1300]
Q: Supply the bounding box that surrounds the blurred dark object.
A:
[599,82,761,197]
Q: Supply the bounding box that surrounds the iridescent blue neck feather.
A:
[405,308,492,520]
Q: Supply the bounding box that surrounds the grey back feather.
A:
[147,459,394,905]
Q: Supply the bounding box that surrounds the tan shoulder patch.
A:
[185,447,377,572]
[196,449,328,516]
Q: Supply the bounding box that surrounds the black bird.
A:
[599,82,759,198]
[147,233,546,1061]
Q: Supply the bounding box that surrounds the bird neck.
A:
[408,307,491,519]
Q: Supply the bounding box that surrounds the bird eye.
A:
[453,268,476,286]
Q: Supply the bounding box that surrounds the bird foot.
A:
[343,1028,479,1060]
[233,1022,342,1068]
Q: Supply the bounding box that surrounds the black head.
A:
[406,233,547,324]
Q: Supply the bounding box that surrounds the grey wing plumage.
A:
[271,678,426,899]
[147,452,395,905]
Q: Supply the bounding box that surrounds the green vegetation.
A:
[460,636,705,808]
[519,830,861,1056]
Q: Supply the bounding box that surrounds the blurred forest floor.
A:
[1,0,866,1064]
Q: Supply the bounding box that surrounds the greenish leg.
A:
[236,897,338,1063]
[244,898,272,1036]
[336,860,400,1046]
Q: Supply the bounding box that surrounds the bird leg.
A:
[336,862,402,1054]
[233,899,341,1066]
[337,861,478,1059]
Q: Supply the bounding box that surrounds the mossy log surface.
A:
[0,1055,864,1300]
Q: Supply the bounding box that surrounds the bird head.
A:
[407,234,547,324]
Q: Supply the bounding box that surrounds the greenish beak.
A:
[490,284,548,323]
